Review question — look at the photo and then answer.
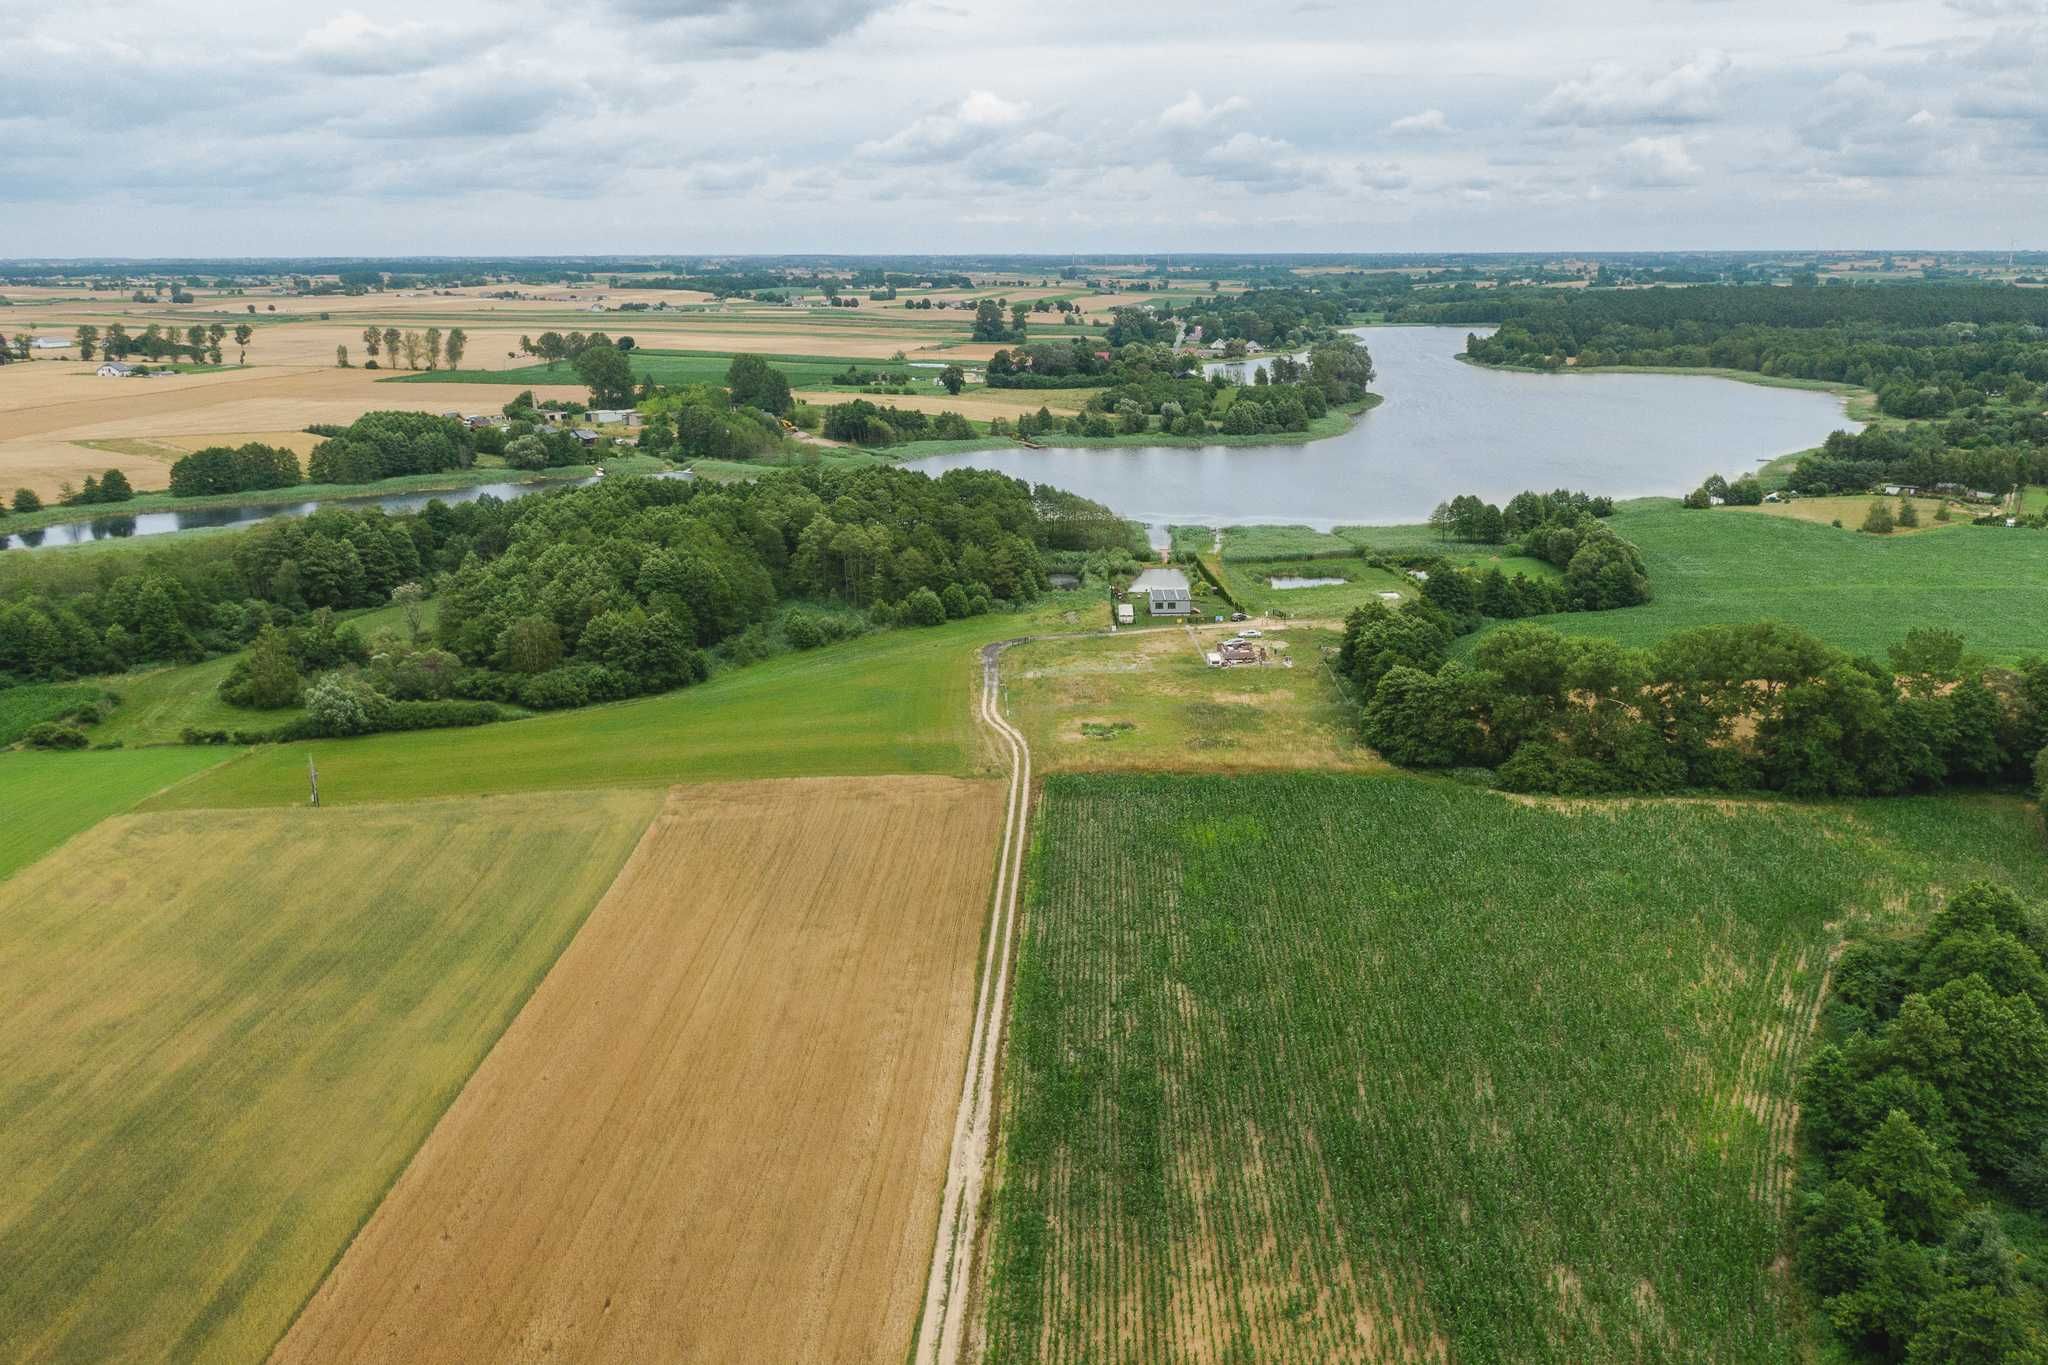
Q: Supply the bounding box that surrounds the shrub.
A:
[20,722,89,750]
[905,587,946,627]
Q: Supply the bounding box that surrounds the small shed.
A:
[1116,603,1134,625]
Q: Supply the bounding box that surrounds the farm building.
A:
[29,336,69,350]
[1116,603,1135,625]
[95,362,135,377]
[588,409,642,427]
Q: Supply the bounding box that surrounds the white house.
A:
[587,409,641,427]
[96,361,135,378]
[1129,566,1194,616]
[29,336,70,350]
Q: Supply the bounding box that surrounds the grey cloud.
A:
[606,0,903,50]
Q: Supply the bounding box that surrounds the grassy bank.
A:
[145,595,1102,810]
[381,348,896,390]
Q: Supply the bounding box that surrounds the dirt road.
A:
[912,641,1034,1365]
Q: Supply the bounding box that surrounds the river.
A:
[0,472,687,552]
[904,326,1858,538]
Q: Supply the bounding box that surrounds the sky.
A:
[2,0,2045,256]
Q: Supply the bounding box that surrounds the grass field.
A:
[1003,625,1380,774]
[0,789,660,1364]
[0,747,225,879]
[1216,556,1413,617]
[0,681,104,745]
[1488,499,2048,660]
[275,777,1002,1364]
[144,601,1097,810]
[986,774,2048,1363]
[1733,494,1961,535]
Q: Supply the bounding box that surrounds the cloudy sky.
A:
[3,0,2045,255]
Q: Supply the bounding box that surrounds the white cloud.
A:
[1536,50,1731,126]
[856,90,1030,164]
[1158,91,1250,130]
[1389,108,1448,135]
[1615,134,1701,187]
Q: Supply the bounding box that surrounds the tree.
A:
[1897,497,1920,528]
[382,327,400,368]
[335,345,350,368]
[98,469,133,502]
[75,324,98,360]
[497,616,564,673]
[576,345,635,408]
[12,488,41,514]
[905,586,946,626]
[444,327,467,368]
[391,582,428,640]
[362,326,380,364]
[1863,500,1895,534]
[725,355,793,416]
[1428,501,1454,542]
[222,626,305,709]
[424,326,442,371]
[940,364,965,396]
[232,323,253,365]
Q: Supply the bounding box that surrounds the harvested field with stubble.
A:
[275,775,1006,1365]
[985,774,2048,1364]
[0,790,660,1365]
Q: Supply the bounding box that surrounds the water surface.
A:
[907,326,1855,535]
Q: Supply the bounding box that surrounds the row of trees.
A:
[358,326,466,371]
[75,322,254,365]
[1355,616,2048,799]
[1796,882,2047,1360]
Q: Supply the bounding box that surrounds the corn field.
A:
[983,775,2048,1363]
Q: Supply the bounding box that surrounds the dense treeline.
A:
[0,507,424,684]
[1796,882,2047,1361]
[3,467,1130,736]
[1792,417,2048,497]
[1353,616,2048,799]
[1450,284,2048,420]
[166,443,303,497]
[1426,488,1616,544]
[306,412,476,484]
[1420,281,2048,334]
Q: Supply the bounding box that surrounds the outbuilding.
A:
[1129,566,1194,617]
[96,362,135,377]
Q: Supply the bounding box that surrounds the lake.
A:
[905,326,1857,539]
[0,472,687,551]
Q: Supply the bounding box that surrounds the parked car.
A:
[1236,629,1262,639]
[1230,612,1249,622]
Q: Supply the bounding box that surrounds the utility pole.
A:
[307,756,320,808]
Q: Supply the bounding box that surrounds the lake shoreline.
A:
[875,392,1385,460]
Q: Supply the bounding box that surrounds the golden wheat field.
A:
[274,776,1003,1365]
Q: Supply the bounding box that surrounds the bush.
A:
[905,587,947,627]
[517,663,619,710]
[20,722,89,750]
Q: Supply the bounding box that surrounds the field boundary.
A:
[914,640,1032,1365]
